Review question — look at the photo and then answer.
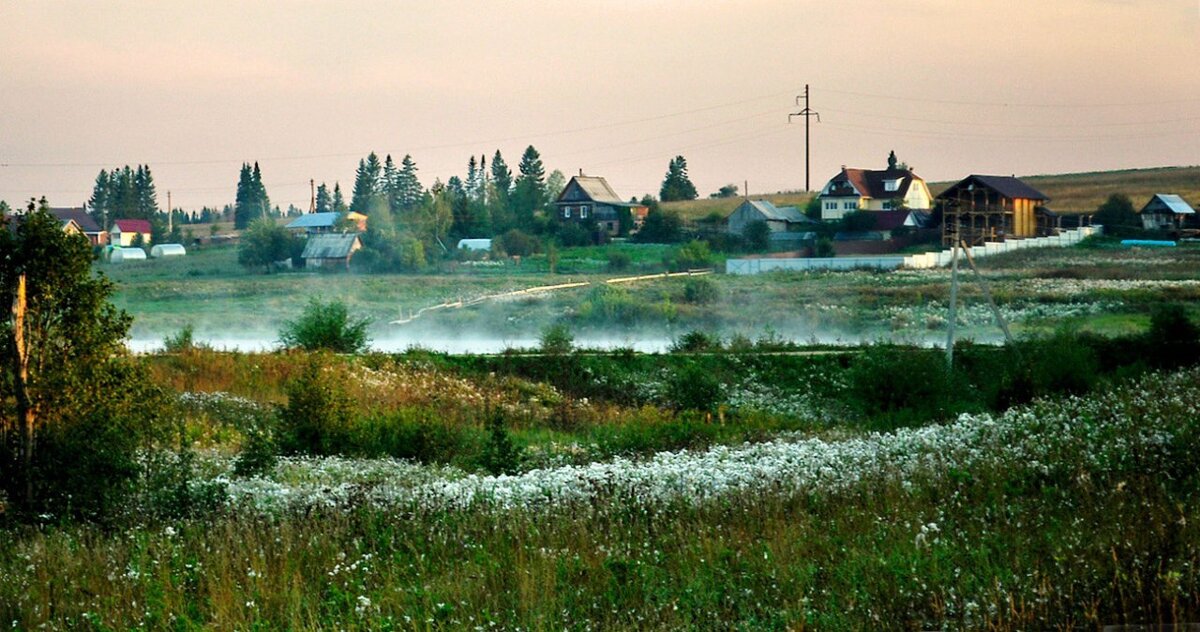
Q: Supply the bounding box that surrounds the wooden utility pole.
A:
[789,85,820,192]
[960,241,1014,345]
[167,191,173,234]
[310,179,316,213]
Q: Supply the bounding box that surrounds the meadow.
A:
[6,235,1200,629]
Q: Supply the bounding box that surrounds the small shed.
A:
[150,243,187,258]
[457,238,492,251]
[725,199,811,235]
[110,247,147,263]
[1139,194,1195,231]
[301,233,362,269]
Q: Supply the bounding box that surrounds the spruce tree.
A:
[395,154,422,213]
[88,169,112,228]
[511,145,546,229]
[350,153,383,214]
[465,155,480,201]
[252,162,270,219]
[382,154,399,211]
[333,183,348,213]
[234,163,257,229]
[490,150,512,199]
[660,155,698,202]
[315,183,332,214]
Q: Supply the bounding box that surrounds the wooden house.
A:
[725,199,812,235]
[936,175,1051,246]
[50,207,108,246]
[301,233,362,270]
[1138,194,1195,231]
[554,174,648,237]
[110,219,153,246]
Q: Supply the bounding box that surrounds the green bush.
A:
[162,323,208,353]
[1146,303,1200,368]
[667,362,724,411]
[540,323,574,355]
[682,276,719,304]
[276,356,356,455]
[671,330,723,353]
[673,240,712,271]
[846,346,970,429]
[607,251,632,272]
[479,410,523,475]
[278,299,371,353]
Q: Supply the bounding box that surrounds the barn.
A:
[1138,194,1195,231]
[301,233,362,270]
[725,199,812,235]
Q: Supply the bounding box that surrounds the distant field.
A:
[662,192,814,222]
[930,165,1200,214]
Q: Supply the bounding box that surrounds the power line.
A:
[822,106,1200,129]
[822,87,1200,109]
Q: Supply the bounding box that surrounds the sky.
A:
[1,0,1198,211]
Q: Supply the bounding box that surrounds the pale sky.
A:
[2,0,1198,211]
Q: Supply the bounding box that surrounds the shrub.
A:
[479,410,523,475]
[846,346,970,429]
[667,362,723,411]
[276,356,356,455]
[278,299,371,353]
[673,240,713,270]
[1146,303,1200,368]
[607,251,632,272]
[744,220,771,251]
[682,276,719,304]
[496,228,539,257]
[540,323,574,355]
[162,323,208,353]
[671,330,723,353]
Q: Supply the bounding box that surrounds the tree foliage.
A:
[88,165,160,226]
[278,299,371,353]
[234,162,272,229]
[659,155,698,202]
[1,201,165,518]
[238,218,300,272]
[1093,193,1140,234]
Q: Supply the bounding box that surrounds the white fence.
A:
[725,226,1101,275]
[900,226,1100,269]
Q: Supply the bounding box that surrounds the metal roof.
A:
[286,212,342,229]
[112,218,153,234]
[302,233,360,259]
[568,176,625,204]
[938,175,1049,202]
[737,199,808,223]
[1141,193,1195,215]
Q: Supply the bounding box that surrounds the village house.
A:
[554,174,649,237]
[936,175,1052,245]
[50,207,108,246]
[816,152,933,221]
[301,233,362,270]
[1138,194,1195,231]
[724,199,813,236]
[110,218,153,247]
[285,211,368,235]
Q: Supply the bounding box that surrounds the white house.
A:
[816,153,932,221]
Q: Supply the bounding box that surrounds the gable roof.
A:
[1140,193,1195,215]
[871,210,912,231]
[822,167,923,200]
[734,199,809,223]
[937,175,1049,202]
[112,218,153,234]
[558,175,626,205]
[50,207,102,233]
[302,233,361,259]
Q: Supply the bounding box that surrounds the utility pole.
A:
[167,191,173,235]
[310,179,316,213]
[945,234,960,368]
[789,84,820,192]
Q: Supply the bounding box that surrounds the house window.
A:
[883,201,894,210]
[843,201,858,211]
[563,206,572,218]
[580,205,589,218]
[884,179,901,192]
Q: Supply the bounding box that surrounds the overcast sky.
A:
[2,0,1198,211]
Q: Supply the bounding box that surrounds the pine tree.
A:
[252,162,270,219]
[659,155,698,202]
[315,183,332,214]
[395,154,423,213]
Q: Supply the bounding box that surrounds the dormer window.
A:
[884,179,902,192]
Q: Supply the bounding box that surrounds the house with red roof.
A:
[110,218,153,247]
[816,152,933,222]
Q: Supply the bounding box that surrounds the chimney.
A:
[579,168,584,177]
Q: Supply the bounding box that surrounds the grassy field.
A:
[662,192,815,222]
[105,239,1200,352]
